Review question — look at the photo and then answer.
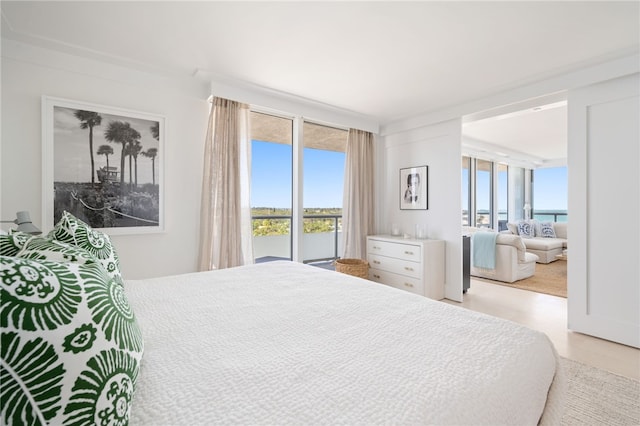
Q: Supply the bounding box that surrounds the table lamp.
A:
[1,211,42,235]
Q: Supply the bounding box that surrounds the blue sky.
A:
[251,141,345,208]
[472,166,568,211]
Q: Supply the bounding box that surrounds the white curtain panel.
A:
[341,129,375,260]
[198,97,253,270]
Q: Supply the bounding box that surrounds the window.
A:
[497,163,508,229]
[510,166,527,222]
[302,122,347,262]
[250,112,348,263]
[250,112,293,261]
[532,167,568,222]
[475,159,492,228]
[462,156,530,230]
[461,156,471,225]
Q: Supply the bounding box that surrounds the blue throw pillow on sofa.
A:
[539,222,557,238]
[517,221,535,238]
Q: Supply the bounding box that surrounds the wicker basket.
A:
[335,258,369,279]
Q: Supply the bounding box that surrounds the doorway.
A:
[461,95,568,299]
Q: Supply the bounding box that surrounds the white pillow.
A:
[506,222,519,235]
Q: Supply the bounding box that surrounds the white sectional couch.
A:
[503,221,568,264]
[465,228,539,283]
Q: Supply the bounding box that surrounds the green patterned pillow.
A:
[17,236,101,268]
[0,231,35,257]
[48,211,121,280]
[0,255,143,425]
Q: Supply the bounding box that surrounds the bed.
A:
[1,212,563,425]
[125,260,565,425]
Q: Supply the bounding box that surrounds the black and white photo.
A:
[400,166,428,210]
[42,97,165,234]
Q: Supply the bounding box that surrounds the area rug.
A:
[561,357,640,426]
[474,260,567,297]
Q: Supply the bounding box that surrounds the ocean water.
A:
[496,210,568,223]
[533,211,568,223]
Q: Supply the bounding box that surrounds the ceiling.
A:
[463,101,568,167]
[2,1,638,164]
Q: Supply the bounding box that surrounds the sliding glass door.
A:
[302,122,347,262]
[250,112,293,261]
[250,113,347,264]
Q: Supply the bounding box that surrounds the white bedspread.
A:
[125,261,563,425]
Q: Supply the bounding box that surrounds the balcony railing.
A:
[464,210,568,227]
[532,211,568,222]
[252,214,342,263]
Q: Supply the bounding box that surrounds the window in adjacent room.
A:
[509,166,527,222]
[461,156,471,226]
[532,166,568,222]
[497,163,508,230]
[475,159,493,228]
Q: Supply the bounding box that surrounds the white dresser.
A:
[366,235,445,300]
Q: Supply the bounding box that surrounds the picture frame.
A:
[400,166,428,210]
[42,96,165,235]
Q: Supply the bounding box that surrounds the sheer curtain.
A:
[198,97,253,270]
[341,129,375,259]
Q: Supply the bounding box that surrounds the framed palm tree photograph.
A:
[42,96,165,234]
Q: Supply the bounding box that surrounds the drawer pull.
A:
[404,251,414,255]
[373,260,381,265]
[373,246,381,250]
[373,274,381,279]
[404,282,414,288]
[404,267,414,271]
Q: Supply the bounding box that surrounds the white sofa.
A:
[467,231,539,283]
[504,222,568,264]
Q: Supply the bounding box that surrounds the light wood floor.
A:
[442,279,640,380]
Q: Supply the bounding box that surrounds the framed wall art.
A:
[42,96,165,234]
[400,165,428,210]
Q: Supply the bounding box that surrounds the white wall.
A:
[1,40,210,279]
[379,119,463,302]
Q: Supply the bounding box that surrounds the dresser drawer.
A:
[367,254,421,279]
[367,239,421,262]
[369,269,424,296]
